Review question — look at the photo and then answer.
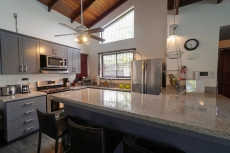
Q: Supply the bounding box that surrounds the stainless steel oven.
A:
[40,55,67,68]
[47,94,64,114]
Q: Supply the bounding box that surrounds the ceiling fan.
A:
[54,0,105,44]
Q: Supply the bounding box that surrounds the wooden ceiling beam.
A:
[48,0,60,12]
[71,0,95,23]
[176,0,180,15]
[217,0,222,4]
[87,0,128,29]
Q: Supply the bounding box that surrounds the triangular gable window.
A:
[101,7,134,44]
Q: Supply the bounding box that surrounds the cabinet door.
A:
[39,41,55,56]
[67,48,74,73]
[23,37,40,74]
[73,49,81,74]
[0,32,23,74]
[55,45,66,57]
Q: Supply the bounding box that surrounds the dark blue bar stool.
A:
[68,119,122,153]
[123,137,154,153]
[37,109,68,153]
[136,137,186,153]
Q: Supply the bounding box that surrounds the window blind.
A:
[98,49,135,78]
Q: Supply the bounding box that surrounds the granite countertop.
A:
[51,88,230,140]
[71,85,131,92]
[0,91,47,102]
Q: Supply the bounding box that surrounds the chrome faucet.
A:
[109,78,113,88]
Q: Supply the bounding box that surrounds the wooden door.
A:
[0,32,23,74]
[76,53,88,80]
[218,48,230,98]
[39,41,55,56]
[55,44,66,57]
[23,37,40,74]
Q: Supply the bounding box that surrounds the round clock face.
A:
[184,39,199,51]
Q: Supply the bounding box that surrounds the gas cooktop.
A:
[39,87,72,94]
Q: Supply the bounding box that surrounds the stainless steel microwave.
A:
[40,55,67,68]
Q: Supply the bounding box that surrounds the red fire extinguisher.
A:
[180,66,187,80]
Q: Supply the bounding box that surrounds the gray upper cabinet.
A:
[0,31,40,74]
[40,41,66,57]
[73,49,81,74]
[23,37,40,74]
[55,44,67,57]
[67,48,81,73]
[0,32,23,74]
[67,48,74,73]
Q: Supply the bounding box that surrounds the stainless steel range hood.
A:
[41,68,69,74]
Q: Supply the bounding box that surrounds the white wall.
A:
[86,0,167,83]
[167,0,230,87]
[0,0,85,87]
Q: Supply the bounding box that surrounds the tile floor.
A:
[0,132,66,153]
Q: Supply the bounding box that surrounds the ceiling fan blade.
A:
[89,35,105,42]
[86,27,104,34]
[54,33,79,37]
[59,23,77,32]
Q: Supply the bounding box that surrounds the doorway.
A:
[217,48,230,98]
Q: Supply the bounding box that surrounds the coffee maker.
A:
[21,78,30,93]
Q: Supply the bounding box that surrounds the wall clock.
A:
[184,39,199,51]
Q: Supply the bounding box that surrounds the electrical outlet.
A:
[13,13,17,19]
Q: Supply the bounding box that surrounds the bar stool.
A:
[136,138,186,153]
[68,119,122,153]
[37,109,68,153]
[123,137,154,153]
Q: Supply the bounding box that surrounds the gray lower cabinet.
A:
[0,95,46,142]
[0,32,40,74]
[40,40,67,57]
[67,48,81,73]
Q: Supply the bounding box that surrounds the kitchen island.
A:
[51,88,230,153]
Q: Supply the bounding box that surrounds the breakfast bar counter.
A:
[51,88,230,153]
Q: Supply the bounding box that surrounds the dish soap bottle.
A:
[97,76,100,86]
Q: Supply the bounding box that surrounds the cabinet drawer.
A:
[6,121,39,142]
[6,96,46,113]
[7,114,38,131]
[6,104,46,122]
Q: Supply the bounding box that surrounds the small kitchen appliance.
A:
[1,86,16,96]
[21,78,30,93]
[83,78,94,85]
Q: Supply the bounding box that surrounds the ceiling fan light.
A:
[82,36,88,42]
[74,37,79,42]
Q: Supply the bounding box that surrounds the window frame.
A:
[99,50,134,79]
[101,7,134,44]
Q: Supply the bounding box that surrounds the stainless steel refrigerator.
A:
[131,58,165,95]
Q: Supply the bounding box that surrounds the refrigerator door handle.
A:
[144,62,147,93]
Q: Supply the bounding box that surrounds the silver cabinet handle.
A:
[25,110,34,114]
[25,118,35,123]
[24,102,34,106]
[55,49,57,55]
[26,126,35,131]
[23,65,27,72]
[19,65,23,72]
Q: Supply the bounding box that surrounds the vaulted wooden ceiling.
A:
[37,0,223,28]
